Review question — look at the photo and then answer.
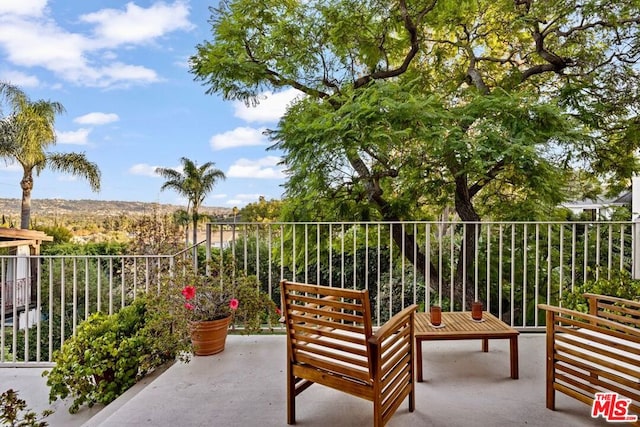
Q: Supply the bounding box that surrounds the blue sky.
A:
[0,0,299,208]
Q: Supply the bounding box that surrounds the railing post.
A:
[632,176,640,279]
[633,221,640,279]
[205,223,211,276]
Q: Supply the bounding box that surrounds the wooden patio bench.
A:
[539,294,640,425]
[280,280,417,427]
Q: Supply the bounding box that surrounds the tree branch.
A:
[557,17,640,38]
[353,0,437,88]
[243,41,333,102]
[520,23,574,81]
[469,159,506,198]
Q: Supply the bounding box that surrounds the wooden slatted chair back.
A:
[584,293,640,329]
[281,280,416,427]
[283,281,374,383]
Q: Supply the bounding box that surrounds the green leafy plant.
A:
[180,280,238,322]
[230,274,282,333]
[170,261,281,336]
[562,270,640,312]
[42,297,187,413]
[1,388,52,427]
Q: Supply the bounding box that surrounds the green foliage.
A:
[239,196,283,222]
[561,270,640,312]
[377,268,428,324]
[0,389,52,427]
[274,82,578,221]
[191,0,640,302]
[230,274,281,333]
[0,82,101,229]
[156,157,225,249]
[168,261,281,336]
[40,241,127,256]
[191,0,640,228]
[32,225,73,244]
[42,298,184,413]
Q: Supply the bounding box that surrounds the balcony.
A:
[0,220,634,425]
[1,334,611,426]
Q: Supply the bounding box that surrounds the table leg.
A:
[482,338,489,352]
[510,336,519,379]
[416,338,424,382]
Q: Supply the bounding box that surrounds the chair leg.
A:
[409,352,415,412]
[373,399,382,427]
[409,381,415,412]
[287,363,296,424]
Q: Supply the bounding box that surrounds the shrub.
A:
[1,388,52,427]
[169,261,281,339]
[561,270,640,312]
[42,297,187,413]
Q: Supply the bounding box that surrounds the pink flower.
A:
[181,286,196,300]
[229,298,239,310]
[184,302,194,310]
[276,307,282,315]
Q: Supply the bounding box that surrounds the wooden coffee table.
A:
[414,311,519,382]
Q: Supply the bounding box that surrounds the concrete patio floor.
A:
[2,334,612,427]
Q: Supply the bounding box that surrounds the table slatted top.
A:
[414,311,519,339]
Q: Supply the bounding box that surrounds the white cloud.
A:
[173,56,190,69]
[227,156,285,179]
[129,163,162,177]
[0,70,40,87]
[0,0,47,17]
[57,128,91,145]
[0,70,40,88]
[74,112,119,125]
[97,63,160,87]
[210,127,267,150]
[80,1,193,48]
[0,1,191,88]
[0,20,89,71]
[233,88,302,123]
[235,193,264,201]
[225,194,263,206]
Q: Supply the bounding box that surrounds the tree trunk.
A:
[363,176,439,287]
[20,171,34,229]
[453,175,481,309]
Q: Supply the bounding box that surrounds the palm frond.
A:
[46,152,101,191]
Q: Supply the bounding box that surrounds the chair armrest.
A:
[367,305,417,380]
[370,304,418,344]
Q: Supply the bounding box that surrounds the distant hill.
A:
[0,198,232,220]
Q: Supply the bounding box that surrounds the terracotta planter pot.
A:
[189,316,231,356]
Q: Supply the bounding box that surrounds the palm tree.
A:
[173,208,192,247]
[0,82,101,229]
[156,157,226,252]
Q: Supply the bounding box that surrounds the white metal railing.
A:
[1,220,636,366]
[0,254,178,366]
[206,221,636,328]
